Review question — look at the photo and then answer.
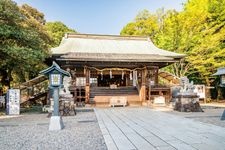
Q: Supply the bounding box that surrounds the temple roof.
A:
[52,33,184,58]
[51,33,185,62]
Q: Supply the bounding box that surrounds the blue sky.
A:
[14,0,186,35]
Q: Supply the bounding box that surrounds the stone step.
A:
[90,87,138,96]
[90,86,140,106]
[90,92,138,97]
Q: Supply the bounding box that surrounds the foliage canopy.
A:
[45,21,76,47]
[0,0,75,91]
[121,0,225,87]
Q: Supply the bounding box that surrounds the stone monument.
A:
[174,77,203,112]
[59,74,76,116]
[59,76,73,98]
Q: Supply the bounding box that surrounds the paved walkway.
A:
[95,107,225,150]
[201,103,225,108]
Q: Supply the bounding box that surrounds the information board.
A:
[194,85,205,99]
[221,75,225,85]
[7,89,20,115]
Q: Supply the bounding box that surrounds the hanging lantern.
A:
[110,70,112,79]
[122,70,124,80]
[130,71,133,80]
[101,71,103,80]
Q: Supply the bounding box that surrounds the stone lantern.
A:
[213,67,225,87]
[40,61,70,131]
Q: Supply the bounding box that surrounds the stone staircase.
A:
[90,86,141,106]
[17,75,48,106]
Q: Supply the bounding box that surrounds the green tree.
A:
[120,10,159,39]
[121,0,225,87]
[183,0,225,85]
[0,0,51,90]
[45,21,76,47]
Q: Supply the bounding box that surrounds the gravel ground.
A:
[0,110,107,150]
[166,107,225,128]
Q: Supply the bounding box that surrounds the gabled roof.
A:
[40,61,70,76]
[212,67,225,76]
[51,33,185,61]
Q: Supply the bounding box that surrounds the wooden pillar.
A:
[133,71,137,87]
[140,68,147,103]
[85,67,90,104]
[147,69,151,101]
[155,67,159,86]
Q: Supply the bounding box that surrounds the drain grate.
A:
[37,123,49,126]
[78,120,97,123]
[0,124,19,127]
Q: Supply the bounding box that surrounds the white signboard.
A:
[7,89,20,115]
[221,75,225,84]
[194,85,205,99]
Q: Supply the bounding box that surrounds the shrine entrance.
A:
[97,74,127,87]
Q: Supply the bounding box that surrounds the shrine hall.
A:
[50,33,185,106]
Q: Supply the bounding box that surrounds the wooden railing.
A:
[15,75,49,105]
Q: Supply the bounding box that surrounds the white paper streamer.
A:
[110,70,112,79]
[122,71,124,80]
[101,71,103,80]
[130,71,132,80]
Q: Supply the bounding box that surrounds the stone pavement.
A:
[95,107,225,150]
[0,111,107,150]
[166,108,225,128]
[201,103,225,108]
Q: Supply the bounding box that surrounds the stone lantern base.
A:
[49,116,64,131]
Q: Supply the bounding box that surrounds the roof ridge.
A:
[65,33,148,41]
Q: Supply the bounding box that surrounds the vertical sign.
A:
[221,75,225,85]
[7,89,20,115]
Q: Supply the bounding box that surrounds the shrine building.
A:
[50,33,185,106]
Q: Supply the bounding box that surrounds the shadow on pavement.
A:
[220,109,225,120]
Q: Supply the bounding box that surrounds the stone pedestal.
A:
[59,98,76,116]
[49,116,64,131]
[174,93,203,112]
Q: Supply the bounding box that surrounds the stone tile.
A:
[126,133,156,150]
[102,134,118,150]
[145,136,169,147]
[172,133,202,144]
[156,146,177,150]
[101,128,109,135]
[192,143,224,150]
[167,140,196,150]
[199,132,225,144]
[98,110,136,150]
[95,108,225,150]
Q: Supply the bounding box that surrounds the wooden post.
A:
[147,69,151,102]
[140,68,147,104]
[85,67,90,103]
[155,67,159,86]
